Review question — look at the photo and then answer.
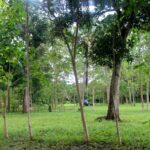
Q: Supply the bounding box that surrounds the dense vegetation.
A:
[0,0,150,149]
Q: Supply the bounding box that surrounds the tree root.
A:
[95,116,106,122]
[95,116,122,122]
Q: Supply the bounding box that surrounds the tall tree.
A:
[0,0,25,112]
[90,0,150,120]
[43,0,90,143]
[0,0,25,138]
[24,0,33,140]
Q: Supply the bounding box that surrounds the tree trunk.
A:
[81,46,89,106]
[25,0,32,140]
[25,86,32,140]
[138,43,144,111]
[81,84,85,107]
[73,94,76,107]
[2,112,9,138]
[7,85,11,112]
[125,97,128,104]
[23,88,28,113]
[140,83,144,111]
[2,94,9,138]
[106,87,110,104]
[146,79,149,111]
[132,85,135,106]
[61,9,89,143]
[85,44,89,88]
[54,77,58,109]
[128,86,132,104]
[92,88,95,111]
[72,61,89,143]
[106,60,121,120]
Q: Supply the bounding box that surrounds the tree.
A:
[43,0,90,143]
[24,0,33,140]
[0,0,25,138]
[90,0,150,120]
[133,32,150,111]
[0,0,25,112]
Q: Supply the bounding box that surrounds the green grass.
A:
[0,104,150,150]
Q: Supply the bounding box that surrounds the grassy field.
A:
[0,104,150,150]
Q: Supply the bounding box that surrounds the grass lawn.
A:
[0,104,150,150]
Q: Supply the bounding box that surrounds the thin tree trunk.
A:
[81,84,85,107]
[125,97,128,104]
[7,64,11,112]
[92,88,95,110]
[131,71,135,106]
[51,98,55,110]
[25,87,32,139]
[81,46,89,106]
[146,78,149,111]
[61,5,89,143]
[72,61,89,143]
[99,90,101,104]
[54,76,58,109]
[132,85,135,106]
[73,94,76,106]
[2,94,9,138]
[106,60,121,121]
[103,94,105,104]
[7,85,10,112]
[84,44,89,89]
[23,88,28,113]
[25,0,32,140]
[140,83,144,111]
[106,87,109,104]
[3,112,9,138]
[128,86,132,104]
[139,43,144,111]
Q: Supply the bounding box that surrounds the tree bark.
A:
[106,60,121,120]
[2,94,9,138]
[7,64,11,112]
[72,61,89,143]
[2,112,9,138]
[128,86,132,104]
[23,88,28,113]
[7,85,11,112]
[25,0,33,140]
[139,42,144,111]
[61,6,89,143]
[106,87,110,104]
[131,84,135,106]
[73,94,76,106]
[85,45,89,88]
[140,83,144,111]
[125,97,128,104]
[92,88,95,111]
[81,83,85,107]
[54,75,58,109]
[146,78,149,111]
[81,45,89,106]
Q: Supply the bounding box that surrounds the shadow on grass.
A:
[1,138,124,150]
